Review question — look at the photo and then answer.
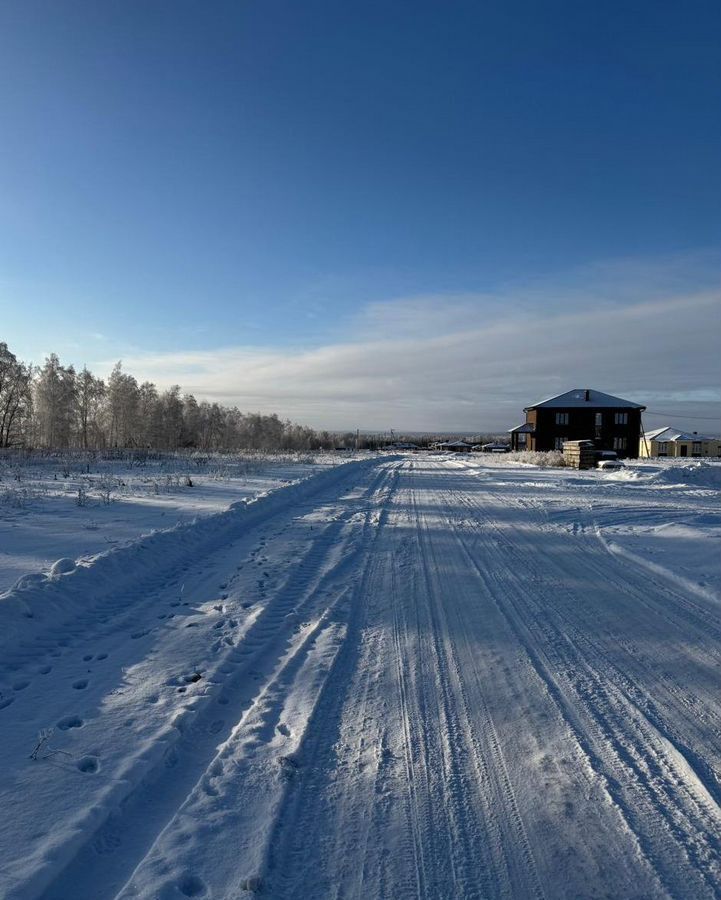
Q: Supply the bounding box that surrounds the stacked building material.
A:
[563,440,597,469]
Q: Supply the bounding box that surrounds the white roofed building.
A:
[639,427,720,459]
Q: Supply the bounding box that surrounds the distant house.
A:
[479,442,510,453]
[639,427,720,459]
[381,441,419,451]
[509,388,645,459]
[433,440,473,453]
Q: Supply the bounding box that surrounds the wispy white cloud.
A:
[107,273,720,431]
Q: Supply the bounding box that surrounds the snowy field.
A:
[0,451,351,595]
[0,454,720,899]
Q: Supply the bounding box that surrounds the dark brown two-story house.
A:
[509,388,646,458]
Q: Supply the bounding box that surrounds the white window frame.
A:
[614,412,628,425]
[555,412,569,426]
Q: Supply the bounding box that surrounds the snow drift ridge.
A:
[0,457,380,661]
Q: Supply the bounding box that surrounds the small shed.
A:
[563,440,597,469]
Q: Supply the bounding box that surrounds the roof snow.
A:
[645,426,715,443]
[525,388,645,410]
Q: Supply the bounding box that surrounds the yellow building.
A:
[640,427,721,459]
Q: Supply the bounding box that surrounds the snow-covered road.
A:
[1,457,720,899]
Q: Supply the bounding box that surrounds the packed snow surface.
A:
[0,456,720,899]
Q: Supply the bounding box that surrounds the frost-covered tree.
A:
[106,362,140,446]
[159,385,184,449]
[34,355,77,448]
[197,401,225,450]
[0,342,33,448]
[182,394,201,447]
[136,381,160,447]
[75,367,106,449]
[0,342,338,451]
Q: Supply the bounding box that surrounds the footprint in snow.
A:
[278,755,299,779]
[13,680,30,691]
[77,756,99,774]
[38,665,52,675]
[72,679,89,690]
[96,653,108,661]
[57,715,83,730]
[93,830,122,855]
[177,874,206,897]
[164,747,179,768]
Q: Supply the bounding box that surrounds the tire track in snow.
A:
[463,482,721,793]
[32,462,399,900]
[258,464,406,899]
[113,461,404,900]
[448,473,721,898]
[408,479,544,900]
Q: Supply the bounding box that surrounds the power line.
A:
[644,409,720,421]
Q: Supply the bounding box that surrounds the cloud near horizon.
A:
[112,285,720,433]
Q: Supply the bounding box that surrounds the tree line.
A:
[0,341,352,451]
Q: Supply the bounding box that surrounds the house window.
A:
[613,437,627,451]
[555,412,569,425]
[517,433,527,446]
[658,442,668,456]
[554,436,567,450]
[614,412,628,425]
[692,442,702,455]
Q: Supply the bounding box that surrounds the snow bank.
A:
[651,462,721,491]
[0,457,378,660]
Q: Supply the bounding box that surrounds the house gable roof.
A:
[525,388,645,411]
[646,426,715,443]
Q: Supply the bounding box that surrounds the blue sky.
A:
[1,0,719,431]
